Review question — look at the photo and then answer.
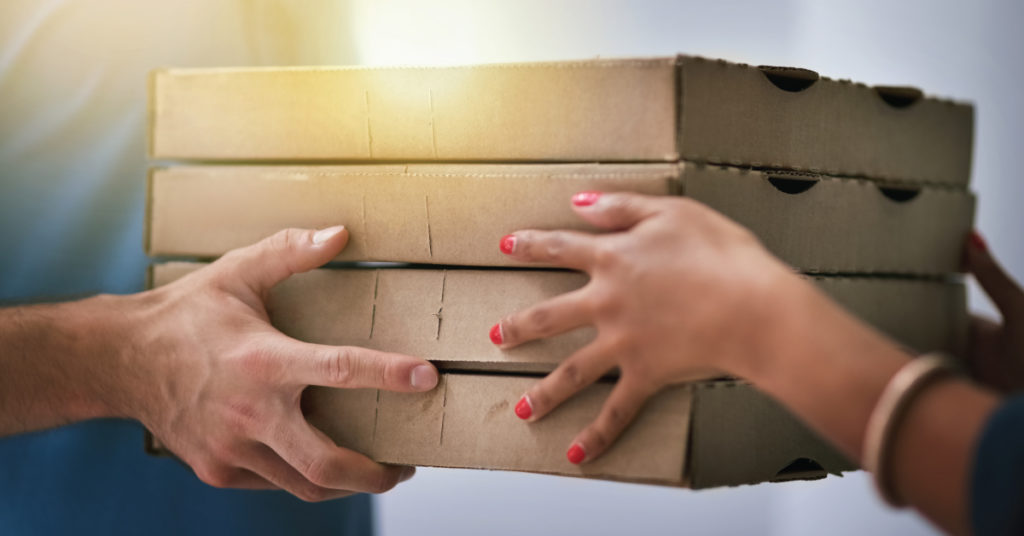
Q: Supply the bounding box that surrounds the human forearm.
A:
[735,280,999,535]
[0,294,130,435]
[498,192,1006,535]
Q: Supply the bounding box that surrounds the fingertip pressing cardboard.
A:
[151,262,968,373]
[145,372,854,488]
[146,163,974,275]
[302,374,854,488]
[150,56,973,187]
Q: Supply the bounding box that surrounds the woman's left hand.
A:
[491,191,813,464]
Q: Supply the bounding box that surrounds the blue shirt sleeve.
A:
[971,394,1024,536]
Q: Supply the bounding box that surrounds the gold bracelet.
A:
[862,353,957,507]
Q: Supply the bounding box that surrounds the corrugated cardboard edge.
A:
[686,380,855,489]
[675,55,974,187]
[143,167,158,256]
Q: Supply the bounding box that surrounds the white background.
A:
[349,1,1024,535]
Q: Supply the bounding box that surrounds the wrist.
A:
[87,290,167,424]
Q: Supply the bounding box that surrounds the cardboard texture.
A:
[147,163,974,275]
[150,56,973,187]
[302,374,853,488]
[145,163,677,267]
[151,262,967,373]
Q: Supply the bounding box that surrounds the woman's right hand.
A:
[965,231,1024,393]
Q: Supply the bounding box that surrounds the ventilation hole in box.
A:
[767,176,819,195]
[874,86,923,108]
[878,185,921,203]
[773,457,827,482]
[758,66,820,92]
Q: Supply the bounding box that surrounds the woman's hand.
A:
[491,191,812,464]
[964,231,1024,392]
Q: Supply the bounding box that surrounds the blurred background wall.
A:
[346,1,1024,535]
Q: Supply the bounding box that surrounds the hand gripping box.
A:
[149,56,973,187]
[303,374,854,489]
[147,264,963,487]
[150,263,968,374]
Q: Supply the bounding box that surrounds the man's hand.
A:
[0,225,438,501]
[131,226,439,500]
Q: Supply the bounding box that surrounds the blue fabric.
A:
[0,421,372,535]
[971,395,1024,536]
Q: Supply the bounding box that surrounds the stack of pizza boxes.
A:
[145,56,973,488]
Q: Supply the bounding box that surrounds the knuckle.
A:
[558,361,587,390]
[592,242,625,270]
[322,349,355,386]
[236,342,283,381]
[301,458,333,489]
[604,404,629,431]
[222,401,264,436]
[524,305,555,336]
[541,232,569,261]
[367,470,399,494]
[297,484,331,503]
[269,228,304,252]
[196,463,236,489]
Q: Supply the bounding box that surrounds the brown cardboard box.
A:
[147,163,974,275]
[151,262,967,373]
[149,56,973,187]
[146,372,852,488]
[303,374,853,488]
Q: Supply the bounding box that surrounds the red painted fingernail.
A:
[572,191,601,207]
[514,396,532,420]
[499,234,516,255]
[567,443,586,465]
[969,230,987,252]
[489,323,503,345]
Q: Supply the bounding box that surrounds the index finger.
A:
[278,335,438,392]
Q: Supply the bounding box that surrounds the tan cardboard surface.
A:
[304,374,850,488]
[146,163,678,267]
[686,165,976,274]
[686,381,853,488]
[150,56,973,187]
[152,263,968,373]
[307,374,691,483]
[147,163,974,274]
[150,59,678,162]
[676,58,973,187]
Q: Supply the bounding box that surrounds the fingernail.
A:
[312,225,345,245]
[514,396,533,420]
[410,365,438,390]
[572,191,601,207]
[567,443,586,465]
[499,234,516,255]
[489,323,504,345]
[969,230,987,252]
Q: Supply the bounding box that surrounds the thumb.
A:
[966,230,1024,320]
[569,191,661,231]
[223,226,349,293]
